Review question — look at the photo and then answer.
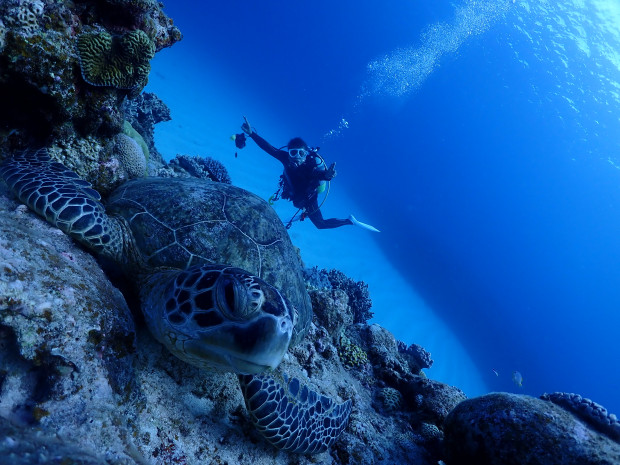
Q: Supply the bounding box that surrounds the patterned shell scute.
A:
[106,177,311,345]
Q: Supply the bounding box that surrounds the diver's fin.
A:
[349,215,380,232]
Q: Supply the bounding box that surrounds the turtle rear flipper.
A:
[239,373,352,454]
[0,149,122,260]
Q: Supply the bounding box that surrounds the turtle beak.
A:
[226,313,293,373]
[181,313,293,374]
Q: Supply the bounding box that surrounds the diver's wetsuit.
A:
[249,132,353,229]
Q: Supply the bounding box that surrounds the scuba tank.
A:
[310,147,328,195]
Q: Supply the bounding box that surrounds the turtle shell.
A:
[107,177,311,346]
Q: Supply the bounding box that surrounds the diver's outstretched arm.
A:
[249,132,287,161]
[241,117,287,163]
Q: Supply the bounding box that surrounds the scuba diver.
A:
[239,117,379,232]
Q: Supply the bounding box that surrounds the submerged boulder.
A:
[443,392,620,465]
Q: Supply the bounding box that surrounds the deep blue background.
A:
[155,1,620,413]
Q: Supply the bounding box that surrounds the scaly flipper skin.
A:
[239,373,352,454]
[0,149,124,261]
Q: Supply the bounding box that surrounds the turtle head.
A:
[142,265,294,374]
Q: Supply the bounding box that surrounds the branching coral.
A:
[76,30,155,90]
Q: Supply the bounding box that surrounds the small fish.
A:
[492,368,499,377]
[512,370,523,387]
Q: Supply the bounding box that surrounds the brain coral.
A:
[122,121,149,165]
[77,30,156,90]
[114,133,146,178]
[378,387,403,413]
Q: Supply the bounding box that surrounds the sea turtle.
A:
[0,149,352,454]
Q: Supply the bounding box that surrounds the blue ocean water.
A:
[148,1,620,414]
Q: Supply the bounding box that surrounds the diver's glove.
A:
[241,116,253,135]
[324,162,337,181]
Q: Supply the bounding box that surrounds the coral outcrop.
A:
[0,0,180,191]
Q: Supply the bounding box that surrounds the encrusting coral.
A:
[77,30,156,91]
[540,392,620,442]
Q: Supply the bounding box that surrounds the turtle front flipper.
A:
[239,373,352,454]
[0,149,123,260]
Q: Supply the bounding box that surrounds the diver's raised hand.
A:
[325,162,337,180]
[241,116,253,135]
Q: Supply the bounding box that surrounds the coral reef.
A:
[304,265,332,289]
[8,0,45,37]
[0,0,180,190]
[77,30,155,91]
[167,154,232,184]
[540,392,620,442]
[0,415,108,465]
[443,393,620,465]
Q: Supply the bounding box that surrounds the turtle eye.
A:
[261,300,284,317]
[224,279,236,311]
[248,288,264,312]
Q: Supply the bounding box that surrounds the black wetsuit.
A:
[249,133,353,229]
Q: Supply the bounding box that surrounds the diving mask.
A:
[288,148,308,160]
